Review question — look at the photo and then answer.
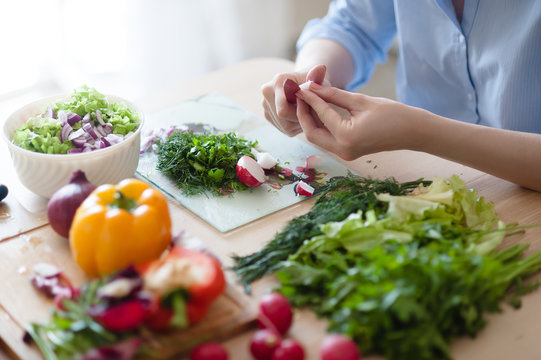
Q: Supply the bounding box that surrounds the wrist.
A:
[400,106,437,152]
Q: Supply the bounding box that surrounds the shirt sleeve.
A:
[297,0,397,90]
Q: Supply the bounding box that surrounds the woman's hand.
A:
[296,82,541,192]
[261,64,329,136]
[295,82,417,160]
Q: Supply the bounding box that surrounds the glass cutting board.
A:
[136,93,355,232]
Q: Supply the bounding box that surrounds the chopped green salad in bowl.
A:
[12,86,140,154]
[2,86,144,198]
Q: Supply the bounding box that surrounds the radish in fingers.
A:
[283,79,301,104]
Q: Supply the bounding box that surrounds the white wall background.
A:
[0,0,397,124]
[0,0,331,102]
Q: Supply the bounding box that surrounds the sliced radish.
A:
[256,152,278,170]
[294,181,314,197]
[299,81,312,90]
[304,155,322,170]
[237,155,266,187]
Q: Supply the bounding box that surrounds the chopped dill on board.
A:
[156,131,257,195]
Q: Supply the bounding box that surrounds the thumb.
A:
[306,64,327,85]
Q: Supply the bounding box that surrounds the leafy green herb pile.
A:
[231,175,430,292]
[156,131,257,195]
[269,175,541,360]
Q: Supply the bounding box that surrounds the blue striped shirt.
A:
[297,0,541,133]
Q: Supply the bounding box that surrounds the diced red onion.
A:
[95,109,106,126]
[68,128,86,141]
[82,113,91,123]
[166,126,177,136]
[67,113,82,126]
[57,110,67,125]
[83,123,99,140]
[43,106,55,119]
[95,125,107,137]
[68,148,84,154]
[60,123,73,143]
[105,134,123,145]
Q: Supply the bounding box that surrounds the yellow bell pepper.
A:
[69,178,172,277]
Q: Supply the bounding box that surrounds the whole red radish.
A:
[250,328,282,360]
[190,342,228,360]
[236,155,266,187]
[272,339,305,360]
[258,292,293,335]
[320,334,361,360]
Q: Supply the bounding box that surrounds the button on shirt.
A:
[297,0,541,133]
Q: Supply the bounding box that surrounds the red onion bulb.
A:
[47,170,96,238]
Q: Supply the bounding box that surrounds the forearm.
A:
[408,108,541,191]
[295,39,355,89]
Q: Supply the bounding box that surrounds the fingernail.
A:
[295,92,304,100]
[309,82,323,90]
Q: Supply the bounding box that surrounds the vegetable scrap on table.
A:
[24,244,226,360]
[232,174,541,360]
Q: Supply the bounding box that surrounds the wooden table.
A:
[2,57,541,360]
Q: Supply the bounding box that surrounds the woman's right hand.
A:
[261,64,329,136]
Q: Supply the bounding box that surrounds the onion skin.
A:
[47,170,96,238]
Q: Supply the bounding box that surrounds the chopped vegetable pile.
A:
[25,245,226,360]
[233,174,541,359]
[155,131,258,195]
[12,86,140,154]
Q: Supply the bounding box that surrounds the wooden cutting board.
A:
[0,225,257,360]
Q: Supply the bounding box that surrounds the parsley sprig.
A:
[274,176,541,359]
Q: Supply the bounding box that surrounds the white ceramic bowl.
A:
[2,94,144,198]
